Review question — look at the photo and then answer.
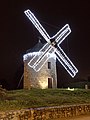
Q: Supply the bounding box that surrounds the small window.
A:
[48,62,51,69]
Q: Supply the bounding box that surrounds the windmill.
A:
[24,9,78,78]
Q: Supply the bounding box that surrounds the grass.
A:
[0,88,90,111]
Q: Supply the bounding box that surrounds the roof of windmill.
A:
[26,40,45,53]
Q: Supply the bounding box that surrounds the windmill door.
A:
[48,78,53,88]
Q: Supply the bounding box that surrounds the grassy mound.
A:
[0,88,90,111]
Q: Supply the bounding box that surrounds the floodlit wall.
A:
[23,52,57,89]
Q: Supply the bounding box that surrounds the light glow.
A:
[51,24,71,44]
[39,80,48,89]
[55,47,78,77]
[23,51,56,61]
[67,87,75,91]
[28,24,71,73]
[23,52,41,61]
[24,10,51,44]
[24,9,78,77]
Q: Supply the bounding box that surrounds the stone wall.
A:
[23,53,57,89]
[0,104,90,120]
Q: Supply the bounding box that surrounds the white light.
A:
[67,87,74,91]
[32,46,56,72]
[24,9,78,77]
[23,50,56,61]
[51,24,71,41]
[55,46,78,77]
[29,43,51,68]
[55,27,71,44]
[28,24,71,72]
[23,52,42,61]
[24,10,51,44]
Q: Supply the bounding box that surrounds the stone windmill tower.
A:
[23,41,57,89]
[23,9,78,90]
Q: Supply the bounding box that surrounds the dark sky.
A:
[0,0,90,89]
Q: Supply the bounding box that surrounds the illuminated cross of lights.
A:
[24,9,78,77]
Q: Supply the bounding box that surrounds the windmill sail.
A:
[24,9,78,77]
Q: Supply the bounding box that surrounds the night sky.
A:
[0,0,90,89]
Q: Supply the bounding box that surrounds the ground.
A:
[0,88,90,111]
[60,114,90,120]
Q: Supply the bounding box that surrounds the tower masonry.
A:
[23,41,57,89]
